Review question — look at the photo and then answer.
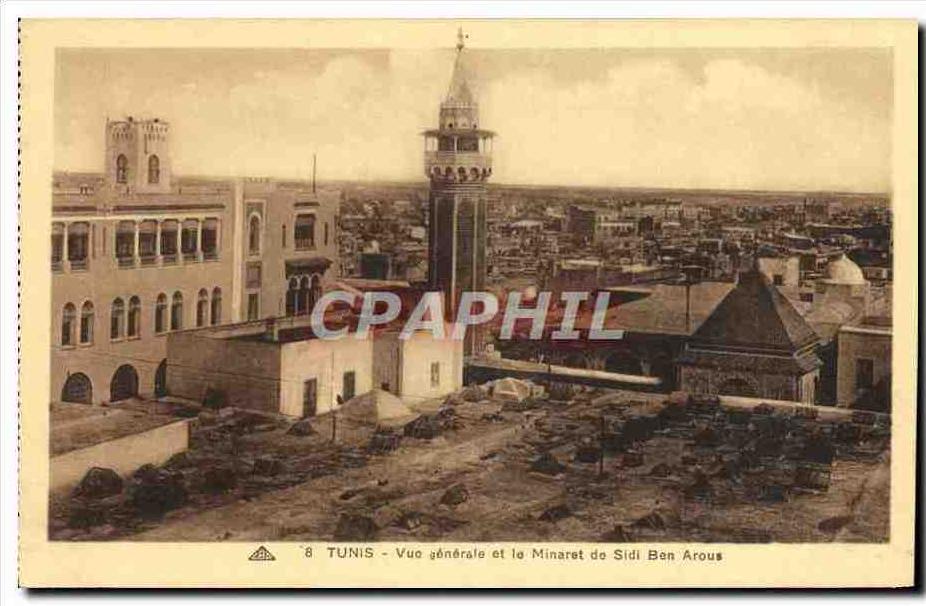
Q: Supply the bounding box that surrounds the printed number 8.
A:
[304,546,313,558]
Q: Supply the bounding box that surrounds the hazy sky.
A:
[54,47,891,192]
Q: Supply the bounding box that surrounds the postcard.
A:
[18,18,917,588]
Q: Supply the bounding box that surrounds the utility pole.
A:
[332,394,342,443]
[312,153,317,194]
[598,415,606,478]
[681,265,703,334]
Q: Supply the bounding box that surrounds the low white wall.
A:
[399,332,463,402]
[50,419,191,494]
[278,337,374,417]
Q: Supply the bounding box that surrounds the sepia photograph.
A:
[15,16,917,589]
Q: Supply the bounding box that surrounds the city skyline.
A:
[54,46,891,194]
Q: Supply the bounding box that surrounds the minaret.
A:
[423,28,495,355]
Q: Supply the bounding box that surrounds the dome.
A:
[825,254,866,285]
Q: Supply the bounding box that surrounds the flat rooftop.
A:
[50,401,181,457]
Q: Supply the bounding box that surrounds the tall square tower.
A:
[423,30,495,355]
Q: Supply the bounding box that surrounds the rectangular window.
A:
[294,213,316,250]
[138,220,157,263]
[247,293,259,320]
[160,220,178,261]
[51,223,64,271]
[856,358,874,390]
[181,220,199,255]
[67,223,89,269]
[457,136,479,152]
[324,222,329,246]
[282,224,287,248]
[342,371,356,402]
[202,218,218,259]
[115,221,135,262]
[246,262,262,288]
[116,221,135,259]
[430,362,440,388]
[773,274,784,286]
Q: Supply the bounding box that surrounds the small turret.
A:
[104,116,171,193]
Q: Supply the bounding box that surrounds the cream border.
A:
[19,19,917,588]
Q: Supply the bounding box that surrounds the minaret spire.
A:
[445,28,474,107]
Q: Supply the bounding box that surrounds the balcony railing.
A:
[424,150,492,169]
[117,256,136,269]
[69,258,88,271]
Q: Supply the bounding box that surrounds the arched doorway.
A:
[154,359,168,398]
[61,373,92,404]
[110,364,139,402]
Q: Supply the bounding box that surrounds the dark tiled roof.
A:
[688,269,819,354]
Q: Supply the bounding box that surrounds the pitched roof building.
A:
[677,267,822,403]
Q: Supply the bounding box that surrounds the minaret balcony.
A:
[425,151,493,182]
[425,150,491,168]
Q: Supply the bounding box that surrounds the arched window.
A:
[196,289,208,327]
[147,155,160,184]
[210,287,222,325]
[127,296,141,337]
[61,303,75,346]
[170,291,183,331]
[110,298,125,340]
[155,293,167,334]
[248,215,261,255]
[116,154,128,183]
[285,277,298,316]
[79,301,94,344]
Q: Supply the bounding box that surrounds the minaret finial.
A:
[457,26,465,52]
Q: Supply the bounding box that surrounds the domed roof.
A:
[825,254,866,285]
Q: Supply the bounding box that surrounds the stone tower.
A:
[104,116,171,194]
[423,29,495,355]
